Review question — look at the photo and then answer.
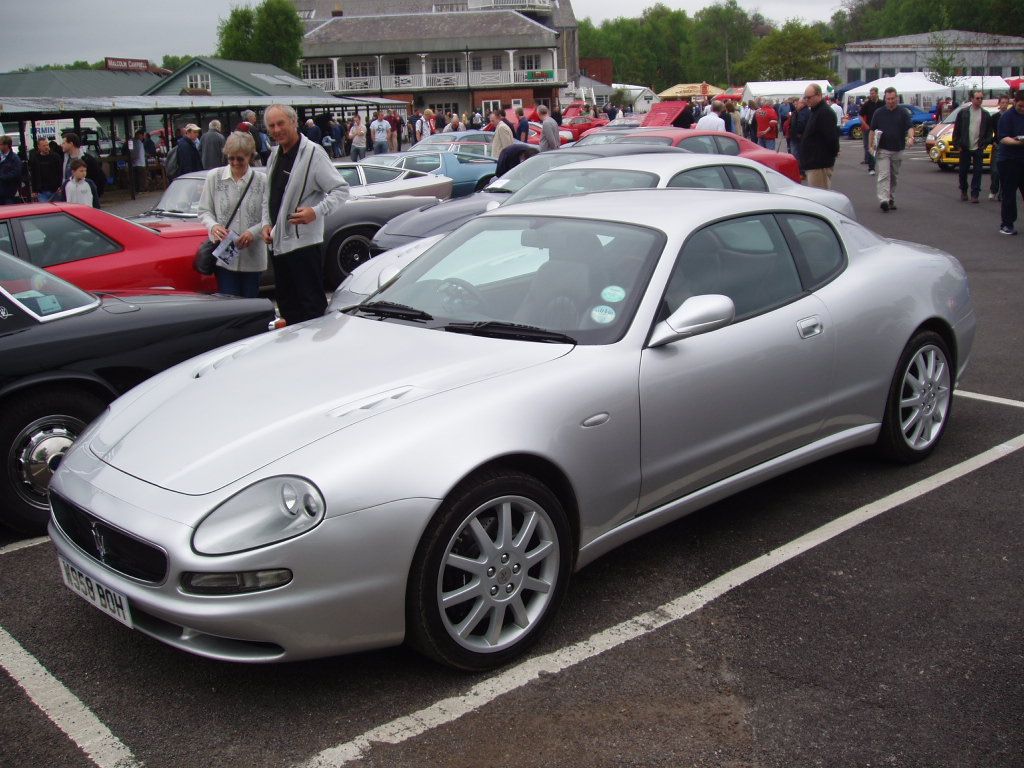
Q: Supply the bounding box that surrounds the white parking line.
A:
[300,430,1024,768]
[0,536,49,556]
[955,389,1024,409]
[0,626,141,768]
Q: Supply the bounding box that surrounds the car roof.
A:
[542,152,768,175]
[485,188,833,231]
[547,144,690,159]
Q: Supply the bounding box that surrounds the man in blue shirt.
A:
[996,91,1024,236]
[0,136,22,205]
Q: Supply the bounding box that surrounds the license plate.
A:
[58,556,133,628]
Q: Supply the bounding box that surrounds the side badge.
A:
[0,305,10,320]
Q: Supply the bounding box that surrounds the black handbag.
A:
[194,173,256,275]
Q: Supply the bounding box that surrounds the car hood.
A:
[135,218,207,237]
[380,192,503,237]
[90,313,571,495]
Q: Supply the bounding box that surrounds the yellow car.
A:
[927,100,1001,171]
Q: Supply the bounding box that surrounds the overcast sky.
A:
[0,0,841,73]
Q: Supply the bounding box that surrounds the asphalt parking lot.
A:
[2,141,1022,768]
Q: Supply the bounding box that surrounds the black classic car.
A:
[0,249,274,533]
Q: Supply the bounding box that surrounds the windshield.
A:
[573,133,625,146]
[486,151,600,192]
[0,249,97,320]
[505,169,660,206]
[152,177,204,215]
[617,136,674,146]
[366,215,665,345]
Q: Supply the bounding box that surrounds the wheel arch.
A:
[440,453,582,557]
[0,373,118,406]
[913,317,958,373]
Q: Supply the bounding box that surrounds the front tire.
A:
[406,470,572,671]
[0,388,107,533]
[850,125,863,140]
[876,331,953,463]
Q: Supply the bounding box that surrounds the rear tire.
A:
[876,331,953,463]
[323,228,376,290]
[406,470,571,671]
[0,388,107,534]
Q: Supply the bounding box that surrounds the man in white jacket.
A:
[261,104,350,324]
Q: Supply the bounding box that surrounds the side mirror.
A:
[484,200,501,212]
[648,294,735,348]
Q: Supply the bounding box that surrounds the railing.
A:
[306,68,567,93]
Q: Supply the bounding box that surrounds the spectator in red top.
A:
[754,99,779,150]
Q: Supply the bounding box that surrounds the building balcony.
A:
[306,69,567,94]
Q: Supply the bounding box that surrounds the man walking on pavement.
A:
[952,90,994,204]
[859,87,881,175]
[989,94,1010,201]
[995,91,1024,236]
[800,83,840,190]
[869,87,915,212]
[261,104,350,324]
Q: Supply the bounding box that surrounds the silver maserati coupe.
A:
[49,189,975,671]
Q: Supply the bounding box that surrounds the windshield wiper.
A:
[444,321,576,344]
[353,300,434,321]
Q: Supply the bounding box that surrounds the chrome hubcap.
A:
[437,495,559,653]
[899,344,950,451]
[11,416,86,508]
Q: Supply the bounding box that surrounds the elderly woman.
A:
[197,131,268,298]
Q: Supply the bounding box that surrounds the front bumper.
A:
[48,463,439,662]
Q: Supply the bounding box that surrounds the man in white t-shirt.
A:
[695,101,726,131]
[369,111,391,155]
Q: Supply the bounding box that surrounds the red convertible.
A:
[575,127,802,182]
[0,203,214,293]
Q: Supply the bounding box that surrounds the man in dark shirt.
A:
[859,87,881,174]
[801,84,840,189]
[995,91,1024,235]
[29,137,62,202]
[869,87,915,212]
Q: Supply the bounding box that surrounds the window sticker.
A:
[590,305,616,325]
[601,285,626,303]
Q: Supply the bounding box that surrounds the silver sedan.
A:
[49,189,974,671]
[502,152,856,218]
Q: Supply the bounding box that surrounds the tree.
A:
[252,0,304,75]
[689,1,758,86]
[160,55,197,72]
[924,30,966,88]
[217,5,257,62]
[734,21,837,82]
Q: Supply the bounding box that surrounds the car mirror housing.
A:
[378,263,403,288]
[648,294,735,348]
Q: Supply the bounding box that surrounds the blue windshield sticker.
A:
[591,305,616,325]
[601,285,626,303]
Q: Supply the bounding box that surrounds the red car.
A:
[584,128,802,182]
[561,113,610,141]
[526,121,574,146]
[0,203,215,293]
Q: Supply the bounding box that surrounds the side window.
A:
[678,135,719,154]
[0,221,13,256]
[405,155,441,173]
[336,167,361,186]
[726,166,768,192]
[663,214,803,320]
[666,166,730,189]
[18,214,119,268]
[714,135,741,156]
[779,214,846,290]
[361,166,403,184]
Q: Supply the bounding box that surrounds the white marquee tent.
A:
[741,80,833,103]
[842,72,949,110]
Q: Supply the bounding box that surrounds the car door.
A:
[638,213,835,511]
[11,212,120,270]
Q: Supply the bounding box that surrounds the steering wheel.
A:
[437,277,486,314]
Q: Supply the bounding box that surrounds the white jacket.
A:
[261,134,349,255]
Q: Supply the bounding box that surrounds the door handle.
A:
[797,316,823,339]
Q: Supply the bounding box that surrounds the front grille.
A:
[51,494,168,583]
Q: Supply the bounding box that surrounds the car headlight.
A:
[193,476,326,555]
[937,140,947,152]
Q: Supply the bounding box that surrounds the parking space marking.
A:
[956,389,1024,410]
[0,536,49,556]
[0,626,141,768]
[300,430,1024,768]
